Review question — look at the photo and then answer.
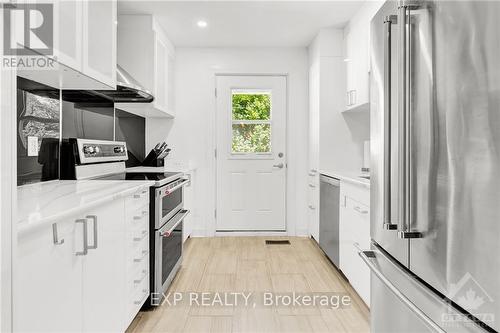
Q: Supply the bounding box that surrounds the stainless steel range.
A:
[61,138,190,307]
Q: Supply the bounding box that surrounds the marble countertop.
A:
[126,165,197,174]
[17,180,154,234]
[319,170,370,188]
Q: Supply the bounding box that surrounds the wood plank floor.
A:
[126,237,370,333]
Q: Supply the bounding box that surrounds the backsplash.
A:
[17,77,146,186]
[17,77,60,186]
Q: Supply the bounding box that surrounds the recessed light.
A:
[197,20,208,28]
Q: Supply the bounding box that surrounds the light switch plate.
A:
[27,136,39,156]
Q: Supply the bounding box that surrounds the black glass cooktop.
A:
[94,172,181,183]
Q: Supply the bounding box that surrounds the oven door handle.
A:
[165,178,190,196]
[160,209,190,237]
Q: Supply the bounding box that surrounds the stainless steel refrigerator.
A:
[361,1,500,332]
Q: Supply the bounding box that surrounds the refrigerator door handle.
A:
[383,15,398,231]
[397,3,422,239]
[359,250,446,333]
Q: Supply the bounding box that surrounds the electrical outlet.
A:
[27,136,39,156]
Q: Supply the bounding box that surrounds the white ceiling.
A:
[118,1,365,47]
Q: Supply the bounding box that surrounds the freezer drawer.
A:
[360,244,490,333]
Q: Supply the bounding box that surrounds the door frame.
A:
[213,73,289,236]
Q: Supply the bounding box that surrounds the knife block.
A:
[142,149,166,167]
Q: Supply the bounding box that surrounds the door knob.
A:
[273,163,284,169]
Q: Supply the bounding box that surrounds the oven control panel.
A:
[76,139,128,164]
[82,144,126,158]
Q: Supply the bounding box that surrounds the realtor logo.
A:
[2,3,53,56]
[442,272,495,327]
[449,273,494,312]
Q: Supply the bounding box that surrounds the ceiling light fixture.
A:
[197,20,208,28]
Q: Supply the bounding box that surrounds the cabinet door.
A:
[14,219,84,332]
[82,198,126,333]
[82,0,117,88]
[154,36,167,112]
[166,52,175,115]
[52,0,83,71]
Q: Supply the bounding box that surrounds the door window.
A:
[231,90,272,154]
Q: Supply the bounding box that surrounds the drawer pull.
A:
[134,270,148,284]
[133,230,148,241]
[133,211,148,220]
[133,190,148,199]
[308,205,316,210]
[354,206,368,214]
[133,250,149,262]
[308,183,316,188]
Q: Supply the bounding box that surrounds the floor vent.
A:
[265,240,291,245]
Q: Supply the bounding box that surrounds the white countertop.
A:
[17,180,154,234]
[320,170,370,188]
[126,165,197,174]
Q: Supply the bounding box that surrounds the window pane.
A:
[232,123,271,153]
[232,92,271,120]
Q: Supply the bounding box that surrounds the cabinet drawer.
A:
[340,180,369,206]
[125,188,150,213]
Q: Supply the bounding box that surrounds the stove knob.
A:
[83,146,94,154]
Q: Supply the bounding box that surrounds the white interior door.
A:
[216,75,287,231]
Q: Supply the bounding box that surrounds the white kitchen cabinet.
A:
[116,15,176,118]
[18,0,116,90]
[339,181,371,306]
[52,0,83,71]
[14,217,84,333]
[14,187,150,333]
[82,0,117,88]
[343,20,370,111]
[342,0,385,112]
[82,198,125,333]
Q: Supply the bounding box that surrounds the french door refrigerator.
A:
[360,1,499,332]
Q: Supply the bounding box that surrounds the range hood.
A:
[91,65,154,103]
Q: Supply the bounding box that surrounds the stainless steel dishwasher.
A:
[319,174,340,267]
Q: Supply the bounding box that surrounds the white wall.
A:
[147,47,309,236]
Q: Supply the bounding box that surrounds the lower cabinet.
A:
[14,187,149,333]
[339,181,371,306]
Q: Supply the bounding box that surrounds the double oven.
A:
[149,175,190,305]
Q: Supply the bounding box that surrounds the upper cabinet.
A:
[116,15,176,118]
[343,17,370,112]
[342,1,384,112]
[19,0,117,90]
[82,0,117,88]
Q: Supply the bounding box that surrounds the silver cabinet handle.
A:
[359,250,445,333]
[353,206,368,214]
[134,269,148,284]
[308,183,316,188]
[133,210,148,220]
[133,230,148,242]
[134,189,148,199]
[273,163,284,169]
[308,205,316,210]
[86,215,98,250]
[75,219,88,256]
[52,223,64,245]
[133,250,149,263]
[383,14,398,231]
